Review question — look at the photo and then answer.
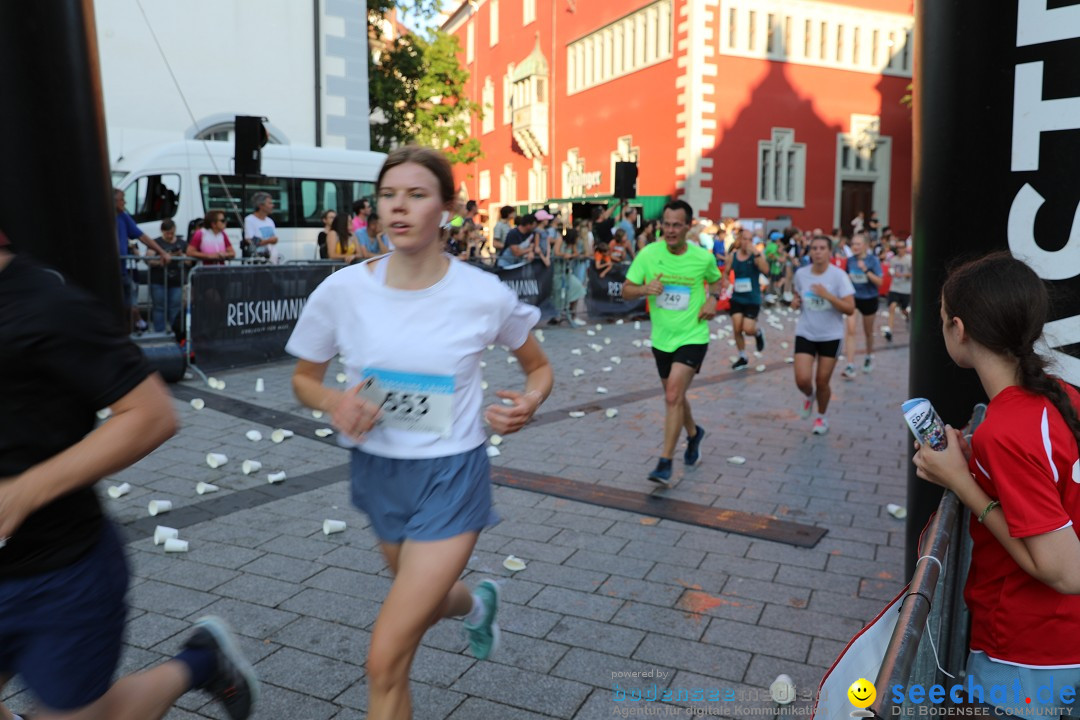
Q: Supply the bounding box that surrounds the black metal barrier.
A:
[870,404,986,719]
[585,261,647,317]
[187,262,339,373]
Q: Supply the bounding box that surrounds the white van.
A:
[112,140,387,262]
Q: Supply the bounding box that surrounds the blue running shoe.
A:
[464,580,501,660]
[648,458,673,485]
[684,425,705,466]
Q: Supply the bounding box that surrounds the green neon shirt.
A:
[626,241,721,352]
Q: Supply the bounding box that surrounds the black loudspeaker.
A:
[135,337,186,383]
[234,115,267,176]
[614,161,638,199]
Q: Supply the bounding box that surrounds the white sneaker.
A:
[782,291,794,303]
[842,365,857,380]
[571,318,587,327]
[812,417,829,435]
[863,356,874,373]
[800,393,815,420]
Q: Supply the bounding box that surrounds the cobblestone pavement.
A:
[3,304,915,719]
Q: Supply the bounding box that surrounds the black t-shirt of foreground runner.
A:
[0,255,152,577]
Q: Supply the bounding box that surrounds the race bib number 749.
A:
[360,368,455,437]
[656,285,691,311]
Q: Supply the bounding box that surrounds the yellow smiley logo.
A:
[848,679,876,708]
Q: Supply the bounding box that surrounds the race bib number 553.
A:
[360,368,455,437]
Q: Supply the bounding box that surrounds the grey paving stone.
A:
[631,634,751,684]
[597,575,684,607]
[497,601,564,638]
[808,636,847,668]
[858,577,904,601]
[604,521,684,546]
[528,585,624,622]
[270,615,371,663]
[571,688,627,720]
[500,537,577,564]
[334,679,467,718]
[199,682,338,720]
[240,552,325,583]
[673,530,752,556]
[191,543,267,570]
[410,644,476,688]
[774,564,862,595]
[192,597,299,640]
[563,549,655,579]
[611,599,712,641]
[545,616,645,657]
[279,587,382,630]
[742,653,826,697]
[549,528,628,555]
[489,630,570,673]
[451,662,593,718]
[446,698,554,720]
[698,553,779,581]
[149,559,241,592]
[551,647,675,691]
[645,563,729,594]
[487,520,561,542]
[305,566,393,603]
[214,572,302,607]
[702,618,812,663]
[745,541,828,569]
[808,589,890,622]
[128,580,218,620]
[618,539,705,568]
[255,646,361,700]
[721,576,812,608]
[514,559,608,593]
[258,533,340,560]
[124,611,192,649]
[758,604,864,643]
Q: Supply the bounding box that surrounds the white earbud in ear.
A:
[440,211,450,226]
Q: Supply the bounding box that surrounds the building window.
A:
[523,0,535,26]
[757,128,805,207]
[482,77,494,134]
[718,0,914,77]
[503,65,513,124]
[466,21,475,63]
[566,0,673,94]
[500,164,517,203]
[490,0,499,46]
[479,170,491,200]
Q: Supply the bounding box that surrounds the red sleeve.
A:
[976,420,1072,538]
[222,231,233,249]
[189,229,203,251]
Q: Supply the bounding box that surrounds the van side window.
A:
[124,174,181,222]
[350,182,377,211]
[200,175,292,228]
[297,179,347,227]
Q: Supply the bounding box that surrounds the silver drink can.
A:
[902,397,948,451]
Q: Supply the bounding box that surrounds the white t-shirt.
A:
[793,264,855,342]
[889,253,912,294]
[285,255,540,459]
[244,213,280,263]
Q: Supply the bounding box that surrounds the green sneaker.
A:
[464,579,501,660]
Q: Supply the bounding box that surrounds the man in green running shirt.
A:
[623,199,722,485]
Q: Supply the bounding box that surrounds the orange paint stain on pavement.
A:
[876,571,894,580]
[679,591,744,616]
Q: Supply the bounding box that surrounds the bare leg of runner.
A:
[861,312,876,371]
[36,663,190,720]
[367,534,477,720]
[815,356,838,414]
[661,363,697,460]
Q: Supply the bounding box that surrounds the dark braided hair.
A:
[942,252,1080,450]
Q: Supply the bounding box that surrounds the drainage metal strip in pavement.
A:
[164,382,829,547]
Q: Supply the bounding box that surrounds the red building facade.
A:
[443,0,913,233]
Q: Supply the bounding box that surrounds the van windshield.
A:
[111,170,128,186]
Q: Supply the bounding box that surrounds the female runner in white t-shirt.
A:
[286,145,553,720]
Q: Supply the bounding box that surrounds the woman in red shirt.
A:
[915,252,1080,714]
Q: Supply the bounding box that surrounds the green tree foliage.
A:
[368,4,484,165]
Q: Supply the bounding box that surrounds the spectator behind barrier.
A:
[317,209,335,259]
[186,211,235,266]
[327,213,359,264]
[147,218,186,334]
[913,252,1080,716]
